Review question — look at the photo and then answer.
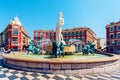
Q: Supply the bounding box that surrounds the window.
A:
[66,32,68,36]
[70,32,72,36]
[109,27,114,32]
[48,33,50,38]
[36,37,39,42]
[36,32,39,37]
[78,37,80,40]
[109,41,113,46]
[81,37,85,41]
[82,31,85,35]
[117,41,120,45]
[40,37,42,41]
[66,38,69,42]
[12,38,18,44]
[117,26,120,31]
[13,29,18,35]
[116,33,120,38]
[74,32,76,36]
[116,48,120,53]
[109,34,114,39]
[78,32,80,36]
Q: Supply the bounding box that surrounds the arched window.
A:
[13,29,18,35]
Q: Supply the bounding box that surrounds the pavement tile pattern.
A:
[1,59,120,80]
[1,53,120,80]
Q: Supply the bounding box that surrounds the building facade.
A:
[98,38,106,50]
[0,16,30,51]
[106,21,120,53]
[34,27,98,49]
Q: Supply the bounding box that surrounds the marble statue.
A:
[56,12,64,46]
[51,12,65,58]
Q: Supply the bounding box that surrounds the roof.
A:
[9,16,22,25]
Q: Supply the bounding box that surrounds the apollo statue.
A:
[56,12,65,46]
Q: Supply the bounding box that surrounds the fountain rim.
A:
[2,53,120,64]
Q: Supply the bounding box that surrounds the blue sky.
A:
[0,0,120,39]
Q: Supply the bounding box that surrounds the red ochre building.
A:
[0,16,30,51]
[34,27,98,49]
[106,21,120,53]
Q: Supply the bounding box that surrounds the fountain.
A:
[2,12,120,75]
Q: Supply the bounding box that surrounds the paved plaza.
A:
[1,52,120,80]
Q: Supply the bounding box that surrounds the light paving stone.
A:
[82,77,90,80]
[94,68,104,74]
[85,75,97,80]
[79,69,86,75]
[97,75,111,80]
[48,78,56,80]
[16,70,24,73]
[47,74,55,78]
[104,66,113,72]
[85,69,94,74]
[15,73,24,77]
[0,77,9,80]
[64,70,79,75]
[26,71,33,75]
[14,78,21,80]
[0,71,4,74]
[5,73,13,77]
[37,76,47,80]
[25,75,35,79]
[1,68,9,71]
[69,76,81,80]
[57,74,67,79]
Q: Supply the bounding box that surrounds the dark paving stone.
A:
[20,77,29,80]
[65,78,72,80]
[3,70,9,73]
[52,75,64,80]
[0,74,6,78]
[30,73,39,77]
[11,71,19,74]
[8,75,19,80]
[21,72,28,76]
[99,74,111,79]
[85,77,96,80]
[97,78,106,80]
[73,75,83,79]
[41,74,50,79]
[111,75,120,79]
[32,78,40,80]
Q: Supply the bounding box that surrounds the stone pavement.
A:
[0,52,120,80]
